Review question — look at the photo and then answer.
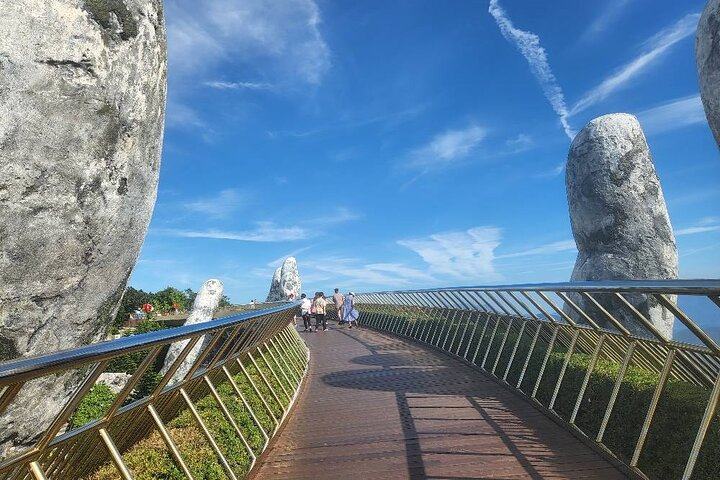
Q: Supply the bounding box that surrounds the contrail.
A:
[488,0,575,140]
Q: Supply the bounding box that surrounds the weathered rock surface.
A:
[0,0,166,452]
[266,257,301,301]
[697,0,720,148]
[161,280,223,385]
[565,114,678,339]
[96,372,132,395]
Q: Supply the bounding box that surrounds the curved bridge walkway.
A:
[252,322,627,479]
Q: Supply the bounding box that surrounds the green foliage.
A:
[219,295,232,308]
[86,341,301,479]
[373,311,720,480]
[153,287,190,313]
[106,321,166,374]
[467,322,720,480]
[112,286,153,329]
[69,384,115,429]
[184,288,197,311]
[112,286,233,329]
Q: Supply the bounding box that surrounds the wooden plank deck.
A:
[252,322,627,479]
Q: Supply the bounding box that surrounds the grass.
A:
[366,310,720,480]
[83,337,303,479]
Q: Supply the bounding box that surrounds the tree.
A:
[219,294,231,308]
[112,287,152,329]
[152,287,189,313]
[183,288,197,310]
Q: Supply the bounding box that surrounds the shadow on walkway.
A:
[252,324,626,480]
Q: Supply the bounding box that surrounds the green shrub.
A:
[377,311,720,480]
[85,342,301,479]
[70,384,116,429]
[475,324,720,480]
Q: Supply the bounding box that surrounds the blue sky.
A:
[130,0,720,304]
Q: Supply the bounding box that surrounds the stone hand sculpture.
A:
[0,0,166,453]
[565,114,678,339]
[161,280,224,385]
[266,257,302,302]
[697,0,720,149]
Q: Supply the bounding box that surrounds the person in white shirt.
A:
[300,293,313,332]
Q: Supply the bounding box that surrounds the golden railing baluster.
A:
[503,320,527,382]
[26,462,46,480]
[242,355,282,423]
[630,349,676,467]
[548,329,581,410]
[570,334,606,425]
[681,371,720,480]
[222,366,270,445]
[531,325,560,400]
[147,403,194,479]
[204,376,256,464]
[256,348,291,402]
[481,315,502,370]
[492,318,514,375]
[179,388,238,480]
[0,383,22,417]
[263,344,294,396]
[516,323,542,389]
[597,341,637,443]
[98,428,132,480]
[454,311,472,356]
[470,314,491,365]
[462,316,480,360]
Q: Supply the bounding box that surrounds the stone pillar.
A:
[697,0,720,149]
[565,114,678,339]
[266,257,302,301]
[161,280,224,385]
[0,0,166,453]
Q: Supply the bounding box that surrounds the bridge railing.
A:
[355,280,720,480]
[0,303,307,479]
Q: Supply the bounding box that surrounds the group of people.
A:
[298,288,358,332]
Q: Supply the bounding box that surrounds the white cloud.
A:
[163,222,311,242]
[571,13,700,115]
[676,217,720,236]
[488,0,575,140]
[497,239,576,259]
[667,188,720,206]
[636,95,706,134]
[204,81,274,90]
[308,207,361,226]
[300,256,434,290]
[267,246,316,268]
[405,124,487,171]
[505,133,534,153]
[581,0,633,41]
[676,226,720,236]
[398,226,502,280]
[167,0,330,86]
[536,161,566,178]
[165,101,209,131]
[184,189,251,219]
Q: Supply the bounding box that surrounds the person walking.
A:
[342,291,358,328]
[313,292,327,331]
[300,293,312,332]
[332,288,344,323]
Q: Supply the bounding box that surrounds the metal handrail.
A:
[363,279,720,295]
[355,280,720,480]
[0,302,299,384]
[0,302,308,479]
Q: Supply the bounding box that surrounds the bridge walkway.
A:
[251,322,627,479]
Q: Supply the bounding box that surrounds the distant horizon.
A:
[130,0,720,304]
